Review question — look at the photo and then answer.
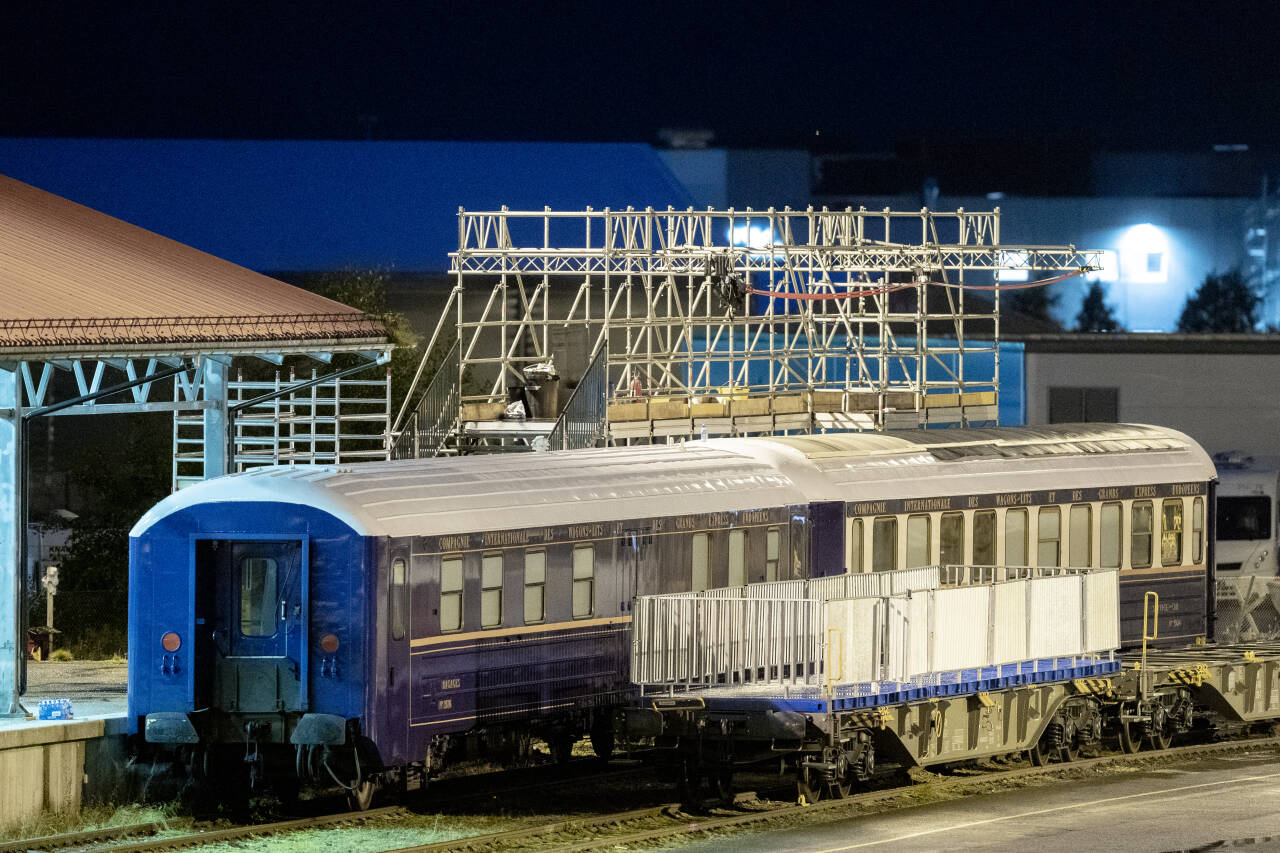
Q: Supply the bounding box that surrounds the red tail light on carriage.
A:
[161,632,181,652]
[320,633,340,653]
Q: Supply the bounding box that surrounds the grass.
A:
[1,801,186,843]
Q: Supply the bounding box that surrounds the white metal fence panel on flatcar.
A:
[1084,569,1121,651]
[823,597,879,685]
[1028,574,1084,659]
[931,585,991,672]
[992,579,1029,664]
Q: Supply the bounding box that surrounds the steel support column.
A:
[1,366,23,716]
[202,359,229,478]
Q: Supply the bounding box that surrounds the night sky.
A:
[4,2,1280,151]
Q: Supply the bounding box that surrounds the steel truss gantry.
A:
[394,206,1101,455]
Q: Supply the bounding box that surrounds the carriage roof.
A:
[132,424,1215,539]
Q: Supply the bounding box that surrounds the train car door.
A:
[197,538,309,715]
[619,524,651,611]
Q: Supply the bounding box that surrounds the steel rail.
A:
[546,736,1280,853]
[0,819,167,853]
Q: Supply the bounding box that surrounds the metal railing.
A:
[547,343,607,451]
[391,340,460,459]
[632,565,1118,695]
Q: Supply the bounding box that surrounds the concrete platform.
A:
[1,661,129,831]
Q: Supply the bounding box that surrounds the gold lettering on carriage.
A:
[440,678,461,690]
[483,530,529,546]
[1098,488,1121,500]
[439,535,470,552]
[1134,485,1158,498]
[995,492,1033,506]
[851,501,888,516]
[903,497,953,512]
[1170,483,1200,496]
[568,523,607,539]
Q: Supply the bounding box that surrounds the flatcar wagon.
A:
[127,423,1216,805]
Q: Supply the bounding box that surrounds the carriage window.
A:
[440,556,463,632]
[524,550,545,624]
[872,517,897,571]
[973,511,996,566]
[481,553,503,628]
[239,557,278,637]
[1069,505,1092,567]
[1131,501,1154,569]
[1005,509,1028,566]
[390,557,407,641]
[940,512,964,567]
[1101,502,1122,568]
[1038,507,1061,567]
[766,527,781,580]
[728,529,746,586]
[691,533,709,592]
[906,515,931,568]
[1192,497,1204,563]
[1161,499,1184,566]
[573,546,594,617]
[847,519,862,573]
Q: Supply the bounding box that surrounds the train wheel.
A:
[590,726,615,765]
[1059,736,1080,763]
[1116,720,1142,754]
[712,770,735,807]
[796,766,823,804]
[550,732,576,763]
[676,759,702,809]
[347,777,377,811]
[1147,708,1173,750]
[1027,737,1051,767]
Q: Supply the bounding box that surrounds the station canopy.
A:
[0,173,387,358]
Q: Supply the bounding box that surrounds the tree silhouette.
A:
[1074,281,1122,332]
[1004,284,1062,331]
[1176,270,1260,333]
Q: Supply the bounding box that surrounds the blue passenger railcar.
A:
[128,443,817,805]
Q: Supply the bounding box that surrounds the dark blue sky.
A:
[4,2,1279,150]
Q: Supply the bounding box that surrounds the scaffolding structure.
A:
[394,206,1101,455]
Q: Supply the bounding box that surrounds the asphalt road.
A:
[681,749,1280,853]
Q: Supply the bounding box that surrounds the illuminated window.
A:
[1069,505,1092,567]
[1005,509,1028,566]
[1038,507,1061,567]
[1161,499,1184,566]
[524,551,545,624]
[1101,502,1123,568]
[766,527,781,580]
[691,533,709,591]
[728,529,746,587]
[906,515,931,568]
[440,557,463,632]
[846,520,861,573]
[1132,502,1154,569]
[573,546,594,617]
[1192,498,1204,563]
[481,554,503,628]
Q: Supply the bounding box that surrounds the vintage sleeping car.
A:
[127,423,1215,805]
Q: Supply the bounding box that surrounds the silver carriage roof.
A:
[130,423,1215,539]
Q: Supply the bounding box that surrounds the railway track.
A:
[7,737,1275,853]
[366,736,1280,853]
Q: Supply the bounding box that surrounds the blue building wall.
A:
[845,193,1252,333]
[0,139,694,272]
